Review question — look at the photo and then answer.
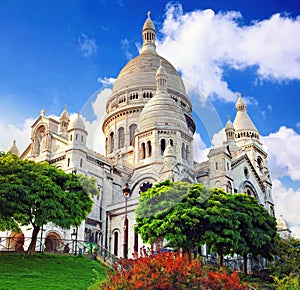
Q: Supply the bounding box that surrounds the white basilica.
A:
[4,13,276,257]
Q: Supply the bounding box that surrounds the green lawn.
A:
[0,253,108,290]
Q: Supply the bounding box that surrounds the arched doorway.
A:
[8,232,25,252]
[44,232,62,252]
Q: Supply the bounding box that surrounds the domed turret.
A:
[68,113,87,147]
[59,105,70,137]
[141,11,156,54]
[69,113,86,131]
[137,61,187,133]
[233,94,259,141]
[225,115,235,141]
[7,140,20,156]
[102,12,193,163]
[135,61,194,168]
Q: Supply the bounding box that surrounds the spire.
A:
[59,105,70,137]
[156,59,168,94]
[141,11,157,54]
[233,93,259,141]
[236,93,246,112]
[7,140,20,156]
[225,115,235,141]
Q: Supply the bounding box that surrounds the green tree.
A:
[203,189,277,270]
[203,188,243,267]
[231,193,278,274]
[134,180,210,260]
[270,235,300,278]
[0,152,96,255]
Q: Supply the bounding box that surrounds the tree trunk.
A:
[243,253,248,275]
[187,247,193,262]
[27,226,40,256]
[218,248,224,268]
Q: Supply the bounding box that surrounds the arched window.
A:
[113,232,118,256]
[160,139,166,155]
[109,132,114,153]
[170,139,173,146]
[185,145,189,161]
[147,140,152,157]
[118,127,125,149]
[181,143,185,159]
[227,182,232,193]
[257,157,264,173]
[141,142,146,159]
[129,124,137,146]
[80,158,83,167]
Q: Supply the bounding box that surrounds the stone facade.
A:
[3,12,275,257]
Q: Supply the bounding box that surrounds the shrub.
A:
[271,274,300,290]
[100,251,248,289]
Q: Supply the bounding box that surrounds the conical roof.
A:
[7,140,20,156]
[233,95,259,134]
[59,105,70,122]
[277,215,290,231]
[143,11,155,31]
[225,115,234,130]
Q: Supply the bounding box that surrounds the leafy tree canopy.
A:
[0,152,97,255]
[135,180,211,258]
[203,189,278,270]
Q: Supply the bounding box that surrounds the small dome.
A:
[156,59,167,77]
[233,94,259,134]
[143,11,155,31]
[69,113,86,131]
[277,215,290,231]
[59,105,70,122]
[225,115,234,130]
[164,143,175,158]
[137,63,188,132]
[7,140,20,156]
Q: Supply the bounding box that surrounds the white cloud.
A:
[211,128,226,147]
[156,4,300,102]
[272,178,300,239]
[0,118,34,154]
[81,88,111,154]
[193,133,210,163]
[78,33,98,57]
[121,38,134,60]
[262,126,300,181]
[261,126,300,238]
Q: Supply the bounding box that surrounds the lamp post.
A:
[71,228,77,254]
[122,183,130,259]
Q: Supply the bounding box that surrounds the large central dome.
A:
[102,12,194,161]
[104,12,191,119]
[112,53,187,96]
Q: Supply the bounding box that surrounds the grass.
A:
[0,253,108,290]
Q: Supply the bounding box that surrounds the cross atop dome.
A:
[142,11,156,53]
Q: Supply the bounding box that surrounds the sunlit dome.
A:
[69,113,86,131]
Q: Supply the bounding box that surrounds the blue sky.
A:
[0,0,300,237]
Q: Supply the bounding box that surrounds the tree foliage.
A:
[229,193,278,273]
[203,189,278,271]
[270,235,300,278]
[135,180,278,269]
[134,181,210,259]
[203,189,243,267]
[0,152,96,255]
